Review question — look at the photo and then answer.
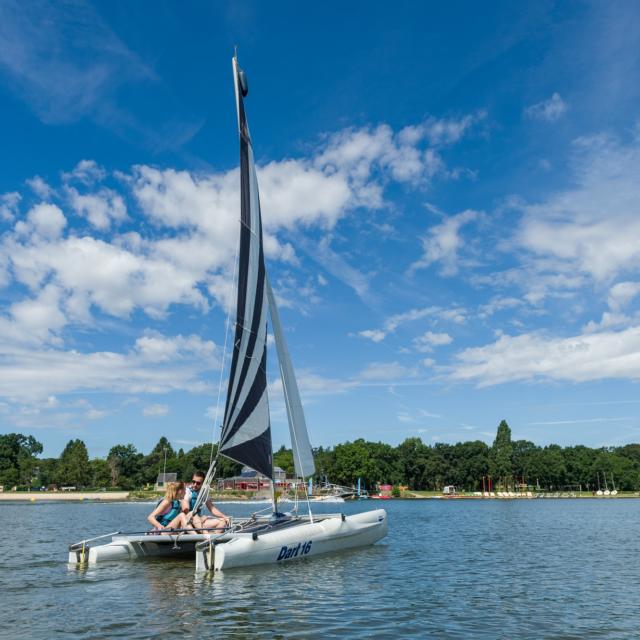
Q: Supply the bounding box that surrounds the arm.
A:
[180,490,191,514]
[147,499,169,529]
[206,499,227,519]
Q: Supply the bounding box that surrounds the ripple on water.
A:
[2,500,640,638]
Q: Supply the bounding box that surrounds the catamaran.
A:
[68,53,388,571]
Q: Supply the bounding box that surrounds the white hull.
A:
[69,509,388,569]
[68,533,223,565]
[196,509,388,572]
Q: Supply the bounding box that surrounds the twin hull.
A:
[69,509,388,570]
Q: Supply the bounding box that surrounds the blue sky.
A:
[1,1,640,457]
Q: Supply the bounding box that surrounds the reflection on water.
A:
[2,500,640,638]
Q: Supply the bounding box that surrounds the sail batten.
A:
[219,56,273,480]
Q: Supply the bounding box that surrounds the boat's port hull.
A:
[196,508,388,572]
[68,533,224,565]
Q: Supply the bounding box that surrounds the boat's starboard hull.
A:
[196,508,388,572]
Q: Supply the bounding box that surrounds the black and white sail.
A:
[218,56,273,480]
[266,276,316,479]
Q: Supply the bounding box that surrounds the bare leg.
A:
[201,516,227,533]
[163,513,192,534]
[190,514,205,533]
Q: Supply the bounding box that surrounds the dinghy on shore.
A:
[68,52,387,570]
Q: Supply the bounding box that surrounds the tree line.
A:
[2,420,640,491]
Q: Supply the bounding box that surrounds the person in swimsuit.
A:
[182,471,230,533]
[148,481,191,533]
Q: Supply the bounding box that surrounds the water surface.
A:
[2,499,638,638]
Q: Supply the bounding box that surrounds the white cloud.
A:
[0,331,217,403]
[143,404,169,417]
[0,110,484,407]
[135,332,217,363]
[413,331,453,352]
[86,408,108,420]
[449,326,640,386]
[517,133,640,283]
[9,283,66,344]
[421,112,487,146]
[25,203,67,238]
[358,329,386,343]
[63,160,107,185]
[608,281,640,312]
[478,296,522,318]
[359,305,466,343]
[410,209,480,275]
[0,192,21,220]
[358,361,418,381]
[524,93,568,122]
[66,187,127,230]
[26,176,54,199]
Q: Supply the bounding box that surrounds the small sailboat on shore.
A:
[68,53,387,570]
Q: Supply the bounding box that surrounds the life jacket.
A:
[189,488,202,514]
[156,499,181,526]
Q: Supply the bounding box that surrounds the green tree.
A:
[107,444,143,489]
[451,440,490,491]
[0,433,43,487]
[141,437,176,484]
[55,439,90,487]
[180,443,241,481]
[89,459,112,488]
[273,446,294,476]
[36,458,58,488]
[489,420,513,489]
[397,438,429,489]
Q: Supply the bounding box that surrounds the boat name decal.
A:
[277,541,312,561]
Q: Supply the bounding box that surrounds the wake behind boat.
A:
[68,52,387,571]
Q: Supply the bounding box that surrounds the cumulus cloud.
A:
[0,192,21,220]
[26,176,54,199]
[517,132,640,284]
[449,326,640,386]
[66,187,127,230]
[359,305,466,343]
[135,332,217,363]
[25,203,67,238]
[143,403,169,417]
[0,111,482,411]
[409,209,480,275]
[608,281,640,312]
[357,361,419,381]
[0,330,218,403]
[413,331,453,352]
[524,93,568,122]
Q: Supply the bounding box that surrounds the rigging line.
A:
[209,243,240,466]
[280,356,314,523]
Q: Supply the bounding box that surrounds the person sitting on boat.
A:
[148,481,191,533]
[183,471,230,533]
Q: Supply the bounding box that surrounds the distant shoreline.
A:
[0,491,264,503]
[0,491,131,502]
[2,490,640,502]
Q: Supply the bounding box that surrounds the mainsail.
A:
[266,276,315,479]
[218,56,273,480]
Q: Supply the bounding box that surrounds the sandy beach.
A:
[0,491,130,502]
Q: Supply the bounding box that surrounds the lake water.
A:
[2,499,639,639]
